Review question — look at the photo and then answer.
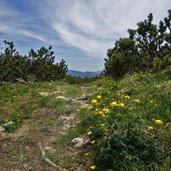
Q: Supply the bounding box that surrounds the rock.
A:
[56,96,70,101]
[71,137,91,149]
[0,126,5,132]
[60,114,76,133]
[44,146,56,153]
[71,138,84,149]
[61,114,75,121]
[38,92,49,96]
[3,121,14,127]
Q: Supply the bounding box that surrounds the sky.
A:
[0,0,170,71]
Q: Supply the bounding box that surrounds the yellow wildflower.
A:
[100,123,105,127]
[87,131,92,135]
[90,165,96,170]
[148,126,154,131]
[124,95,130,99]
[102,108,110,114]
[91,140,95,144]
[98,111,104,115]
[118,103,126,108]
[91,99,97,104]
[154,119,163,125]
[110,101,118,107]
[134,99,140,103]
[89,105,93,109]
[150,100,154,104]
[96,95,102,99]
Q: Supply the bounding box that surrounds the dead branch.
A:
[38,142,67,171]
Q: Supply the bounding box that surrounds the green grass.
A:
[80,71,171,170]
[0,80,97,170]
[0,71,170,170]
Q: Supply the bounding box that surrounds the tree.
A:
[0,41,68,82]
[105,10,171,78]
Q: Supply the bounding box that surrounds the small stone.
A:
[44,146,56,153]
[56,96,70,101]
[38,92,49,96]
[71,138,84,149]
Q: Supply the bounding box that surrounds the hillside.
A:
[0,71,170,170]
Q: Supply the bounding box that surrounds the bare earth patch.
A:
[0,83,95,171]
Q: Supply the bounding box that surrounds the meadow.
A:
[0,70,170,170]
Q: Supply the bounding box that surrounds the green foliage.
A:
[105,10,171,78]
[91,122,165,170]
[0,41,68,82]
[82,73,171,170]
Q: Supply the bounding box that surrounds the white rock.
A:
[56,96,70,101]
[3,121,14,126]
[38,92,49,96]
[71,138,84,148]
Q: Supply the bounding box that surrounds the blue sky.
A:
[0,0,170,71]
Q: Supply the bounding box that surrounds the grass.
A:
[80,71,171,170]
[0,71,170,170]
[0,80,97,170]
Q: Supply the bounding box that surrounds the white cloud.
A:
[37,0,171,58]
[0,1,52,44]
[18,30,49,43]
[0,0,170,62]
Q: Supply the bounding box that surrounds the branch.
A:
[38,142,66,171]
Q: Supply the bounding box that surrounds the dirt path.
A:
[0,86,92,171]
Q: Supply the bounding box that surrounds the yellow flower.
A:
[89,105,93,109]
[134,99,140,103]
[100,123,105,127]
[91,140,95,144]
[90,165,96,170]
[150,100,154,104]
[98,111,104,115]
[110,101,118,107]
[87,131,92,135]
[102,108,110,114]
[118,103,126,108]
[96,95,102,99]
[124,95,130,99]
[148,126,154,131]
[154,119,163,125]
[91,99,97,104]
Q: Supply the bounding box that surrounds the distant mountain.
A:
[67,70,101,78]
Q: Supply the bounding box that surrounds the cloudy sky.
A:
[0,0,170,71]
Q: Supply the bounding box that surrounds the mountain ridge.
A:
[67,70,101,78]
